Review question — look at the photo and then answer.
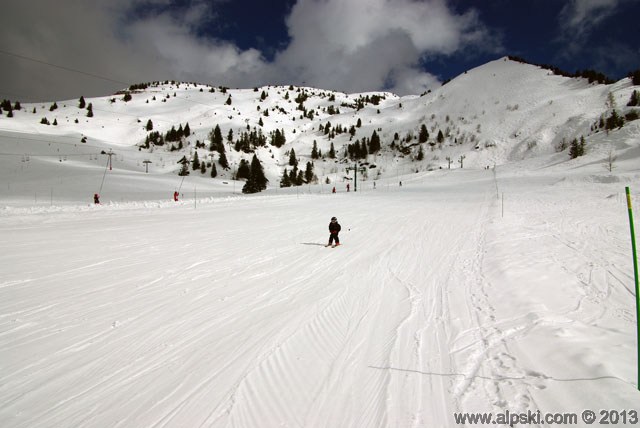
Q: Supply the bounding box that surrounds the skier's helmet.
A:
[331,217,337,221]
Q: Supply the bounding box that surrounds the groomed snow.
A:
[1,158,639,427]
[1,57,639,427]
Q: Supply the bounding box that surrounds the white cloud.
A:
[559,0,621,31]
[272,0,498,93]
[0,0,498,100]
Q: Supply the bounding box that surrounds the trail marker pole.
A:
[625,187,639,390]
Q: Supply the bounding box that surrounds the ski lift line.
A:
[0,128,114,149]
[177,174,186,193]
[0,49,130,87]
[0,129,145,153]
[0,152,99,157]
[98,157,110,193]
[0,50,214,121]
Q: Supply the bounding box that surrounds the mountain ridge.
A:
[0,56,638,199]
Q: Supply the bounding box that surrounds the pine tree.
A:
[417,145,424,161]
[184,123,191,137]
[192,152,201,170]
[419,124,429,143]
[146,119,153,131]
[87,103,93,117]
[243,155,268,193]
[219,152,229,169]
[178,156,190,176]
[369,130,381,153]
[569,138,580,159]
[225,95,232,105]
[329,142,336,159]
[289,148,298,166]
[304,162,315,183]
[209,125,224,152]
[200,160,207,174]
[289,166,298,185]
[605,110,624,130]
[280,168,292,187]
[210,162,217,178]
[236,159,250,180]
[628,90,639,107]
[79,96,86,109]
[311,141,319,159]
[437,130,444,144]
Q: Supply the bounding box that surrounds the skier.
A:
[346,183,350,192]
[93,193,100,204]
[332,186,336,194]
[327,216,341,247]
[173,191,179,202]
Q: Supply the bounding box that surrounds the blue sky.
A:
[1,0,638,101]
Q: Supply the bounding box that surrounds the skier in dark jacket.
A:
[327,216,341,247]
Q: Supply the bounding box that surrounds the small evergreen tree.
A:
[146,119,153,131]
[329,142,336,159]
[219,152,229,169]
[225,95,232,105]
[178,156,190,176]
[200,160,207,174]
[192,152,201,170]
[209,125,224,152]
[236,159,251,180]
[289,148,298,166]
[79,96,86,109]
[304,162,315,183]
[419,124,429,143]
[437,130,444,144]
[417,145,424,161]
[369,130,381,153]
[569,137,586,159]
[280,168,292,187]
[628,90,639,107]
[605,110,624,130]
[242,155,268,193]
[311,141,319,159]
[87,103,93,117]
[210,162,218,178]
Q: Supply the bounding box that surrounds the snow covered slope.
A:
[1,57,639,427]
[1,56,638,203]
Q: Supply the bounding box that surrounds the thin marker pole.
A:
[625,187,639,390]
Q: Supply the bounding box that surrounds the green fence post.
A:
[626,187,639,390]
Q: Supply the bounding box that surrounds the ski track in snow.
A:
[1,168,639,427]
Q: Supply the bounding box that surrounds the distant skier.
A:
[346,183,350,192]
[332,186,336,194]
[93,193,100,204]
[173,191,179,202]
[327,216,341,247]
